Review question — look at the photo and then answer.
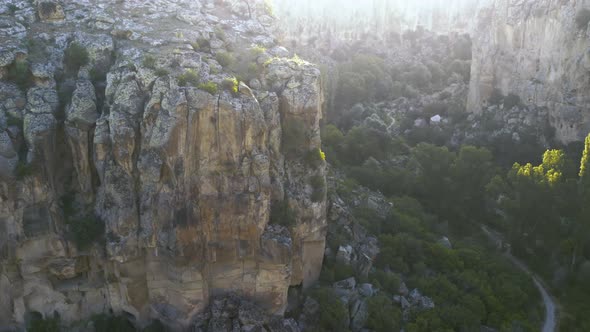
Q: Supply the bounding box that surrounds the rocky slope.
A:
[468,0,590,143]
[0,0,326,330]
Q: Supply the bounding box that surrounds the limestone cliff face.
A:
[468,0,590,143]
[0,0,326,330]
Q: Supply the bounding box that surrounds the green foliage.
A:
[576,9,590,30]
[366,294,401,332]
[401,63,432,89]
[369,270,401,294]
[336,54,393,108]
[7,59,31,90]
[28,312,60,332]
[92,314,135,332]
[154,68,169,77]
[269,200,296,227]
[305,148,326,169]
[142,55,157,69]
[310,175,326,202]
[310,288,350,332]
[215,51,235,67]
[193,37,210,51]
[221,77,238,94]
[15,161,34,179]
[214,27,226,40]
[8,4,18,14]
[64,42,89,72]
[580,133,590,178]
[198,81,218,94]
[504,93,521,110]
[178,69,199,87]
[263,0,275,17]
[68,214,105,250]
[6,113,23,128]
[282,118,307,155]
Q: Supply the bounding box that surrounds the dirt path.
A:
[480,226,557,332]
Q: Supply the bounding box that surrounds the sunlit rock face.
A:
[0,0,326,329]
[468,0,590,143]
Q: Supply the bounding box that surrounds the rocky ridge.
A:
[0,0,326,330]
[468,0,590,143]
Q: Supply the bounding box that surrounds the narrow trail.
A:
[480,226,558,332]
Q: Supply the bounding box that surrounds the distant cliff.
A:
[468,0,590,143]
[0,0,326,330]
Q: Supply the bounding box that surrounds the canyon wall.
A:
[468,0,590,143]
[0,0,326,330]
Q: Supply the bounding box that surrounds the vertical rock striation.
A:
[0,0,326,329]
[468,0,590,143]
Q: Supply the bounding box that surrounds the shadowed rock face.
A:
[468,0,590,143]
[0,0,326,329]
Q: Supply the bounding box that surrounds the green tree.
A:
[366,294,401,332]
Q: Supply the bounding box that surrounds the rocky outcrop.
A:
[468,0,590,143]
[0,0,326,330]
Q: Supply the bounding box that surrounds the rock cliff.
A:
[0,0,326,330]
[468,0,590,143]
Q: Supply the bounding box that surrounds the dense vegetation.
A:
[298,24,590,331]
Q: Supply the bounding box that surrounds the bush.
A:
[310,175,326,202]
[221,77,238,94]
[504,93,521,110]
[310,288,350,332]
[198,81,218,94]
[15,161,34,179]
[68,214,105,250]
[215,51,234,67]
[178,69,199,87]
[154,68,169,77]
[576,9,590,30]
[366,295,401,332]
[305,148,326,168]
[7,59,31,90]
[28,312,60,332]
[92,314,135,332]
[142,55,156,69]
[269,200,296,227]
[282,119,307,155]
[64,42,89,72]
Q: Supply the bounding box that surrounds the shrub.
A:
[310,288,350,332]
[310,175,326,202]
[215,51,234,67]
[305,148,326,168]
[251,44,266,56]
[64,42,89,72]
[504,93,521,110]
[214,27,226,40]
[366,294,401,332]
[195,37,210,51]
[142,55,157,69]
[6,113,23,128]
[198,81,218,94]
[576,9,590,30]
[89,67,107,82]
[369,270,401,294]
[488,88,504,105]
[269,200,296,227]
[28,312,60,332]
[154,68,169,77]
[282,119,307,154]
[221,77,238,94]
[8,4,18,14]
[178,69,199,87]
[7,59,31,90]
[15,161,34,179]
[92,314,135,332]
[67,214,105,250]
